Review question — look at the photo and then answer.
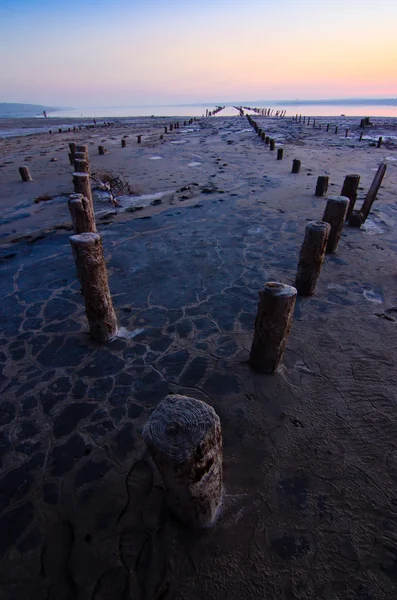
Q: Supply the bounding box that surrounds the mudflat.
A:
[1,114,397,599]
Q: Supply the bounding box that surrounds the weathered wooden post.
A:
[165,126,168,134]
[249,282,297,374]
[74,158,89,173]
[313,118,316,127]
[359,132,363,141]
[270,139,276,151]
[322,196,349,253]
[265,136,270,145]
[295,221,331,296]
[19,166,32,182]
[76,144,89,159]
[137,135,142,144]
[350,163,387,226]
[315,175,329,197]
[341,174,360,220]
[292,159,301,174]
[345,129,349,138]
[303,117,306,124]
[377,136,383,148]
[326,124,330,132]
[69,142,76,161]
[69,232,118,342]
[68,193,97,234]
[98,146,105,155]
[307,117,311,125]
[73,172,93,205]
[261,132,266,141]
[143,394,223,528]
[121,139,127,148]
[68,153,74,166]
[170,124,173,131]
[335,126,338,134]
[277,148,284,160]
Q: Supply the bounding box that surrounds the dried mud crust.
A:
[0,116,397,599]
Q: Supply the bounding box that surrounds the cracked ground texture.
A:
[1,116,397,599]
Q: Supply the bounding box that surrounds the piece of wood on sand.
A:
[322,196,349,253]
[341,174,360,220]
[349,163,387,227]
[19,166,32,182]
[315,175,329,197]
[249,282,297,374]
[69,232,118,342]
[143,394,223,528]
[295,221,331,296]
[68,193,97,234]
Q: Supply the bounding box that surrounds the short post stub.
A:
[68,193,97,234]
[345,129,349,138]
[335,126,338,134]
[341,174,360,220]
[69,232,117,342]
[19,166,32,182]
[98,146,105,155]
[322,196,349,253]
[315,175,329,197]
[121,139,127,148]
[249,282,297,374]
[143,394,223,528]
[137,135,142,144]
[265,136,270,145]
[292,159,301,174]
[377,136,383,148]
[261,132,266,141]
[295,221,331,296]
[270,139,276,151]
[277,148,284,160]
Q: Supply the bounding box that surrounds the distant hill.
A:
[0,103,59,118]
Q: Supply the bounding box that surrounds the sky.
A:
[0,0,396,107]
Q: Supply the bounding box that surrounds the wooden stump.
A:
[326,124,330,132]
[76,144,88,159]
[292,159,301,174]
[121,139,127,148]
[349,211,364,227]
[68,193,97,234]
[295,221,331,296]
[74,158,89,174]
[98,146,105,155]
[170,124,173,131]
[69,232,117,342]
[73,172,93,205]
[359,132,363,141]
[249,282,297,374]
[165,126,168,134]
[345,129,349,138]
[265,136,270,145]
[377,137,383,148]
[322,196,349,253]
[258,128,262,137]
[277,148,284,160]
[269,139,275,151]
[19,166,32,182]
[137,135,142,144]
[313,118,316,127]
[315,175,329,197]
[307,117,311,125]
[341,174,360,220]
[143,394,223,528]
[359,162,387,222]
[261,132,266,141]
[335,126,338,134]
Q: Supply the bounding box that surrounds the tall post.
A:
[249,282,297,374]
[68,193,97,234]
[295,221,331,296]
[322,196,349,253]
[341,174,360,220]
[69,233,118,342]
[359,163,387,222]
[143,394,223,528]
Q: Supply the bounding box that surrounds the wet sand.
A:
[1,114,397,599]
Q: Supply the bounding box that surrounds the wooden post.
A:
[69,233,118,342]
[137,135,142,144]
[315,175,329,197]
[295,221,331,296]
[73,172,93,205]
[258,128,262,137]
[170,124,173,131]
[335,126,338,134]
[292,159,301,174]
[165,126,168,134]
[377,136,383,148]
[277,148,284,160]
[270,139,276,151]
[121,139,127,148]
[68,153,74,166]
[261,132,266,141]
[319,124,322,129]
[307,117,311,125]
[303,117,306,124]
[359,132,363,141]
[313,118,316,127]
[143,394,223,528]
[358,163,387,223]
[341,174,360,220]
[76,144,88,159]
[322,196,349,253]
[345,129,349,138]
[19,166,32,182]
[68,193,97,234]
[98,146,105,155]
[249,282,297,374]
[265,136,270,145]
[326,124,330,132]
[74,158,89,173]
[69,142,76,160]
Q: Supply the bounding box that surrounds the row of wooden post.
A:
[292,114,383,147]
[247,115,284,160]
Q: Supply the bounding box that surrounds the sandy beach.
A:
[1,113,397,599]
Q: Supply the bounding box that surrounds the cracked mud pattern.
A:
[1,117,397,599]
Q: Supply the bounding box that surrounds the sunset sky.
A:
[1,0,396,106]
